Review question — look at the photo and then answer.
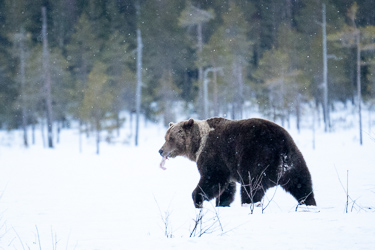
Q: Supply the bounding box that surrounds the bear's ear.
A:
[169,122,175,127]
[183,118,194,129]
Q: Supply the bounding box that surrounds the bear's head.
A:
[159,118,194,161]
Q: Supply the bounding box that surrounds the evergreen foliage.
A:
[0,0,375,146]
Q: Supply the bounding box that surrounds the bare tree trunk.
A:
[32,123,35,145]
[282,0,293,28]
[231,63,237,120]
[272,105,276,122]
[197,22,204,119]
[232,58,244,120]
[116,112,120,137]
[312,104,316,150]
[356,31,363,145]
[41,118,46,148]
[280,76,285,127]
[129,110,133,138]
[203,69,209,119]
[368,106,371,135]
[57,122,60,144]
[96,118,100,155]
[161,70,175,126]
[79,120,82,153]
[135,28,143,146]
[203,67,222,119]
[237,59,244,119]
[322,3,329,133]
[213,68,219,116]
[296,93,301,133]
[42,7,54,148]
[18,27,28,147]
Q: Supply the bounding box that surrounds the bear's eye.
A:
[169,136,174,142]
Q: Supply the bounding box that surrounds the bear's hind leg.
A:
[216,182,236,207]
[281,170,317,206]
[286,185,316,205]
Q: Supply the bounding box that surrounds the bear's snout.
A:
[159,149,164,156]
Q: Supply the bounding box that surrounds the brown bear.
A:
[159,117,316,208]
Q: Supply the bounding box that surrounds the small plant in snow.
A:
[154,197,174,238]
[161,210,173,238]
[188,188,223,237]
[189,207,223,237]
[238,170,265,214]
[239,168,286,214]
[335,167,374,213]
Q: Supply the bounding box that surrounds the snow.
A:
[0,112,375,249]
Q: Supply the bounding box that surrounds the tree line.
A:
[0,0,375,150]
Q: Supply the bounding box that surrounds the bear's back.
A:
[205,117,298,159]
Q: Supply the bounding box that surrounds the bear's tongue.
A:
[159,156,168,170]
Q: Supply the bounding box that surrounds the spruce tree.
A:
[329,3,375,145]
[66,11,103,124]
[81,61,113,154]
[201,2,253,119]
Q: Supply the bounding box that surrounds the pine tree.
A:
[178,3,214,118]
[22,43,70,146]
[201,2,253,119]
[255,23,309,130]
[157,70,181,127]
[276,23,311,130]
[102,0,135,135]
[103,31,134,134]
[329,3,375,145]
[49,0,80,49]
[13,28,30,146]
[1,0,30,129]
[66,10,103,146]
[296,1,349,132]
[137,0,194,126]
[81,61,113,154]
[255,49,295,123]
[42,7,54,148]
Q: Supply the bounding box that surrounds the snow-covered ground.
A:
[0,111,375,249]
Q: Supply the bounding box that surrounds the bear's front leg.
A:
[192,176,229,208]
[192,188,205,208]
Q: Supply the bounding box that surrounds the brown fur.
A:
[159,117,316,208]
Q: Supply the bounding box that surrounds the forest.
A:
[0,0,375,148]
